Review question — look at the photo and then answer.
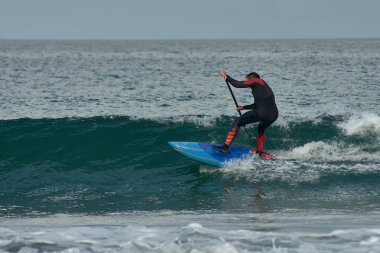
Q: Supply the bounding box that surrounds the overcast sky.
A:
[0,0,379,40]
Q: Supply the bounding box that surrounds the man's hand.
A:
[236,106,244,112]
[220,69,228,78]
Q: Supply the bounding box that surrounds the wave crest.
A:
[338,112,380,138]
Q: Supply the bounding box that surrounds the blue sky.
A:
[0,0,379,39]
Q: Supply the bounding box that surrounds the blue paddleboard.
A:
[168,142,274,167]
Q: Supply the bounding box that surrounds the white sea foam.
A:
[1,212,380,253]
[285,141,356,161]
[284,140,380,162]
[154,114,222,127]
[338,112,380,137]
[360,236,380,246]
[206,140,380,184]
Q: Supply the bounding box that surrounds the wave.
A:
[1,114,379,215]
[1,114,379,173]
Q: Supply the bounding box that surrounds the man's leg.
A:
[217,110,259,153]
[256,122,267,153]
[256,119,276,153]
[223,118,240,147]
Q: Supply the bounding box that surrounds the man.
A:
[216,70,278,156]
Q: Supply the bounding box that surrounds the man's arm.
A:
[225,75,250,88]
[243,103,256,110]
[220,70,255,88]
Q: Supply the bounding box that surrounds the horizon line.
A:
[0,36,379,41]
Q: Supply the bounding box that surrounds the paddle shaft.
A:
[224,79,254,138]
[224,79,242,116]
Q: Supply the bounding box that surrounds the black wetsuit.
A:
[223,75,278,150]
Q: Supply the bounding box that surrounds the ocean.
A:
[0,39,379,252]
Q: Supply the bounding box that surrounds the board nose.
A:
[168,141,180,148]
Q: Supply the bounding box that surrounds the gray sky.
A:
[0,0,379,40]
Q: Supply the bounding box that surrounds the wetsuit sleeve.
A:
[226,76,251,88]
[243,103,256,110]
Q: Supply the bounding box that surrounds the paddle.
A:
[224,79,242,116]
[223,79,253,138]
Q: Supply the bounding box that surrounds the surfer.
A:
[216,70,278,156]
